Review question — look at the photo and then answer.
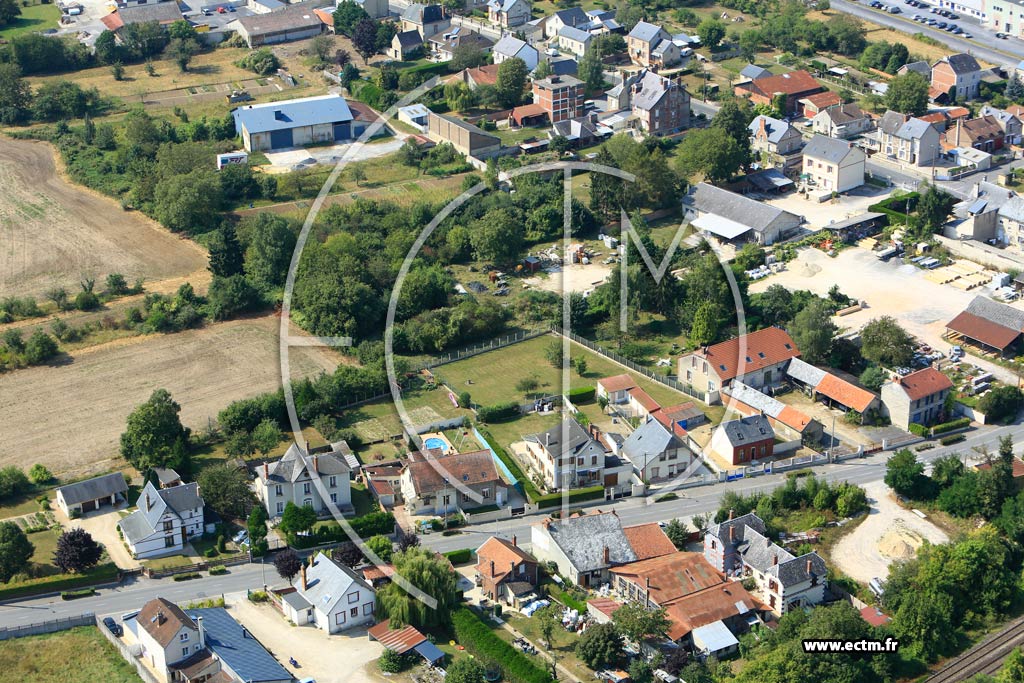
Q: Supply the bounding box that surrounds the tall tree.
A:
[886,71,930,116]
[353,18,379,63]
[578,45,604,93]
[884,449,926,498]
[333,0,369,36]
[612,603,670,643]
[274,548,303,582]
[589,146,624,219]
[0,64,31,125]
[208,224,245,277]
[696,18,726,48]
[470,207,524,264]
[495,57,528,108]
[710,97,753,160]
[917,184,956,233]
[53,528,103,573]
[196,464,255,519]
[790,298,837,364]
[0,522,33,582]
[376,547,460,628]
[674,126,744,182]
[575,622,624,668]
[120,389,190,472]
[860,316,914,367]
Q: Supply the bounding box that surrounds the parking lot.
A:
[868,0,978,39]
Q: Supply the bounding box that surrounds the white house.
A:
[487,0,530,27]
[283,552,376,634]
[118,481,205,560]
[493,34,539,71]
[801,134,865,193]
[255,441,353,518]
[556,25,592,57]
[137,598,205,682]
[620,417,692,482]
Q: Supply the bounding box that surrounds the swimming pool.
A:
[423,437,450,453]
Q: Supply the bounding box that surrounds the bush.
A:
[475,402,521,423]
[28,464,53,485]
[535,485,604,509]
[452,608,553,683]
[444,548,473,565]
[378,649,411,673]
[979,385,1024,423]
[208,565,228,575]
[248,590,269,602]
[939,433,966,446]
[566,386,595,402]
[203,548,218,558]
[932,417,970,434]
[290,512,396,548]
[172,572,202,581]
[60,588,96,600]
[74,291,99,311]
[908,423,928,437]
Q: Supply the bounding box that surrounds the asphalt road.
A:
[6,420,1023,630]
[830,0,1022,67]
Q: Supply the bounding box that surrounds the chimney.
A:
[758,116,767,135]
[603,546,610,564]
[772,554,779,566]
[263,463,269,479]
[728,508,734,520]
[313,455,319,474]
[300,563,308,590]
[197,616,205,648]
[305,440,310,454]
[511,561,516,575]
[729,525,735,543]
[490,560,495,576]
[806,559,813,574]
[512,534,517,547]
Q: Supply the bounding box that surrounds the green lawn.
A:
[495,126,548,145]
[0,3,60,39]
[498,612,595,683]
[478,411,560,453]
[0,490,49,521]
[26,528,61,577]
[0,626,142,683]
[350,482,378,516]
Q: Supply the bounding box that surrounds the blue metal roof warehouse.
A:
[232,94,357,152]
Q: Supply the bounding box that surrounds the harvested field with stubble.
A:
[0,137,207,299]
[0,315,339,479]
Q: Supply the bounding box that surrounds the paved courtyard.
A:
[765,187,890,229]
[55,504,140,570]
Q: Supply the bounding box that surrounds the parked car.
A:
[950,345,964,361]
[103,617,123,637]
[232,529,248,544]
[216,5,226,12]
[962,31,972,37]
[889,5,901,12]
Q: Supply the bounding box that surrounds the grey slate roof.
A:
[823,103,867,125]
[186,608,293,683]
[724,381,785,418]
[631,70,674,111]
[803,134,858,164]
[558,25,591,42]
[718,415,774,447]
[621,418,683,465]
[898,118,933,141]
[941,53,982,75]
[282,591,313,611]
[293,551,372,614]
[118,2,183,24]
[999,196,1024,222]
[688,183,799,235]
[540,512,637,572]
[627,20,665,44]
[527,418,606,461]
[549,56,578,76]
[740,64,772,80]
[117,510,154,544]
[878,110,908,136]
[963,294,1024,331]
[710,513,826,587]
[233,95,353,135]
[494,34,529,58]
[160,482,203,517]
[152,467,180,486]
[394,29,422,48]
[785,357,827,387]
[552,7,588,27]
[772,551,827,586]
[120,481,204,544]
[57,472,128,506]
[900,60,931,77]
[748,115,793,144]
[260,442,351,484]
[402,2,446,24]
[706,512,766,544]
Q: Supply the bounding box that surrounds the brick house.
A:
[930,53,983,101]
[630,70,690,135]
[733,70,824,117]
[945,115,1005,152]
[709,414,775,466]
[532,74,585,123]
[475,536,540,606]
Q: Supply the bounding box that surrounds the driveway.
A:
[56,504,140,570]
[831,481,948,583]
[226,593,384,683]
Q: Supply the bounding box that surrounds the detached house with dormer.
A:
[119,481,205,560]
[626,21,679,68]
[487,0,530,28]
[704,512,827,615]
[283,552,376,634]
[255,441,353,518]
[931,53,983,101]
[677,327,801,398]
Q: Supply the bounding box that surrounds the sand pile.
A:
[878,523,924,560]
[797,262,822,278]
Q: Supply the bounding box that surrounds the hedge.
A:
[567,386,595,402]
[291,512,397,549]
[868,192,921,231]
[401,61,454,79]
[908,423,928,437]
[535,485,604,509]
[0,562,118,602]
[547,583,586,612]
[452,608,554,683]
[940,433,966,446]
[173,572,201,582]
[61,588,96,600]
[477,427,540,503]
[476,402,521,423]
[208,565,229,575]
[932,417,971,434]
[444,548,473,565]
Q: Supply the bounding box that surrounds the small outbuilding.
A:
[56,472,128,517]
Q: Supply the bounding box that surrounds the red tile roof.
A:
[368,620,427,654]
[610,551,723,605]
[476,537,536,579]
[976,457,1024,478]
[599,374,637,393]
[947,106,971,119]
[745,70,823,97]
[628,387,660,413]
[100,11,123,30]
[860,606,891,627]
[369,479,394,496]
[801,91,842,110]
[815,373,877,412]
[947,311,1022,350]
[891,367,953,401]
[466,64,500,86]
[405,450,499,495]
[693,327,801,382]
[510,103,548,125]
[362,564,396,582]
[622,523,678,561]
[664,582,759,640]
[313,7,334,25]
[139,598,195,647]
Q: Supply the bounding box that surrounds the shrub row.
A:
[291,512,396,549]
[476,402,521,423]
[452,608,553,683]
[208,565,229,576]
[908,423,928,437]
[566,386,595,402]
[443,548,473,565]
[940,433,966,446]
[0,563,118,602]
[60,588,96,600]
[173,572,202,582]
[535,485,605,509]
[931,417,971,434]
[476,428,541,503]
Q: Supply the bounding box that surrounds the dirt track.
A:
[0,137,207,299]
[0,315,338,479]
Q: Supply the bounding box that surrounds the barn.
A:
[233,95,359,152]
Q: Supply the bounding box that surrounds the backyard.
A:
[0,2,59,39]
[0,626,142,683]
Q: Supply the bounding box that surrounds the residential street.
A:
[4,419,1023,629]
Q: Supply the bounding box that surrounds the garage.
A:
[270,128,294,149]
[82,500,97,513]
[55,472,129,518]
[333,122,351,142]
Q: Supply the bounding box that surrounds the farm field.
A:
[0,315,338,478]
[0,626,142,683]
[0,137,208,299]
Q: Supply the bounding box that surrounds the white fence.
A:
[0,612,95,641]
